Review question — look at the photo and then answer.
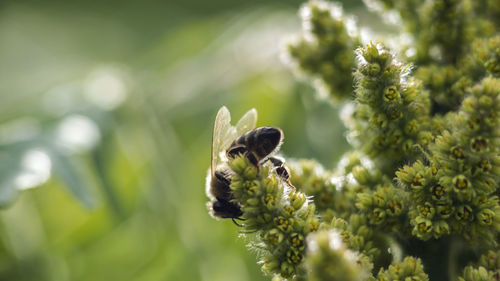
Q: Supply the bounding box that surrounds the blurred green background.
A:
[0,0,366,280]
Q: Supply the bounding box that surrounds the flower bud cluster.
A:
[288,159,349,223]
[353,43,431,173]
[376,257,429,281]
[228,156,319,279]
[330,216,381,261]
[355,184,406,232]
[397,77,500,243]
[287,0,360,102]
[303,230,374,281]
[415,65,468,113]
[458,250,500,281]
[468,35,500,78]
[471,0,500,29]
[416,0,473,64]
[364,0,499,113]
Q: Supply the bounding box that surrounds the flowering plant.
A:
[208,0,500,280]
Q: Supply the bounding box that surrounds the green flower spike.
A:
[352,43,431,174]
[288,0,360,102]
[228,155,319,279]
[303,230,374,281]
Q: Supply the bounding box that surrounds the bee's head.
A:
[212,198,243,219]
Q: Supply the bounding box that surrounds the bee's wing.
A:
[235,108,257,136]
[212,106,234,174]
[219,108,256,159]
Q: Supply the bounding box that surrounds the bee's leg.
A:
[245,151,259,167]
[267,157,295,190]
[232,217,245,227]
[227,146,247,159]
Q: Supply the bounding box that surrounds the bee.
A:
[206,106,293,226]
[206,106,258,225]
[226,127,294,188]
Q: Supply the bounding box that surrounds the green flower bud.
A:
[455,205,473,222]
[477,159,492,172]
[265,228,284,245]
[280,261,294,278]
[414,217,432,237]
[286,249,303,265]
[383,86,401,103]
[371,208,386,224]
[247,198,260,206]
[373,193,385,207]
[290,233,305,250]
[405,120,419,135]
[431,184,446,201]
[453,175,470,191]
[387,200,403,216]
[261,256,280,273]
[411,172,426,189]
[477,209,495,225]
[418,202,435,218]
[433,220,450,238]
[275,217,293,233]
[436,202,454,218]
[470,137,488,152]
[262,194,275,208]
[388,108,403,120]
[367,63,381,75]
[378,257,429,281]
[352,165,370,185]
[451,146,465,160]
[283,205,296,217]
[478,95,493,108]
[290,193,307,210]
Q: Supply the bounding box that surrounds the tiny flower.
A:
[286,249,303,264]
[265,228,284,245]
[418,202,435,219]
[451,146,465,160]
[471,137,488,152]
[477,209,494,225]
[367,63,381,75]
[290,233,305,250]
[383,86,401,103]
[455,205,473,222]
[411,173,426,189]
[413,217,433,238]
[290,193,307,210]
[436,203,454,218]
[275,217,293,233]
[371,208,386,224]
[431,184,446,201]
[453,175,470,191]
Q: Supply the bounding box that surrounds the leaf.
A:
[46,146,97,209]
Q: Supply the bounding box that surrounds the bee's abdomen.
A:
[229,127,282,161]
